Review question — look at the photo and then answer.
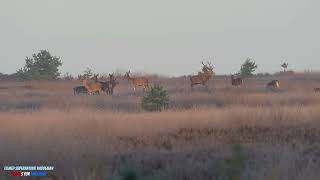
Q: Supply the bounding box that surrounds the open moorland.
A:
[1,73,320,180]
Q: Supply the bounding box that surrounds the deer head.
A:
[123,71,131,80]
[109,73,114,80]
[109,73,117,83]
[91,74,99,82]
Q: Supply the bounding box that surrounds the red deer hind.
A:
[79,74,103,95]
[123,71,149,92]
[190,61,214,88]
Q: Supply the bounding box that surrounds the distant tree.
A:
[17,50,62,80]
[239,58,258,77]
[78,67,94,80]
[61,72,74,80]
[281,62,288,72]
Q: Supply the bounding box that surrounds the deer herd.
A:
[73,62,319,95]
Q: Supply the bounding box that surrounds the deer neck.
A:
[82,80,91,89]
[127,75,134,82]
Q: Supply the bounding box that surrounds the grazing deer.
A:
[73,86,100,95]
[82,79,103,95]
[190,61,214,88]
[73,86,88,95]
[123,71,149,92]
[266,80,280,90]
[231,75,243,87]
[314,88,320,92]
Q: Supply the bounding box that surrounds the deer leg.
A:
[191,84,195,92]
[106,88,110,95]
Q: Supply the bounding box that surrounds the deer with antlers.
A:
[231,74,243,87]
[123,71,149,92]
[190,61,214,88]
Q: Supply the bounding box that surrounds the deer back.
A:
[127,76,149,87]
[190,73,211,84]
[83,79,102,91]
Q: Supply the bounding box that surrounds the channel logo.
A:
[4,166,54,177]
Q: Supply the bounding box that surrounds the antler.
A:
[207,61,214,68]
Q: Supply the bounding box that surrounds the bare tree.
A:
[281,62,288,72]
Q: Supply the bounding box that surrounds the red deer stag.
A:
[123,71,149,92]
[190,61,214,88]
[231,75,243,87]
[266,80,280,91]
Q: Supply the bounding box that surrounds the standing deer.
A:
[100,73,118,95]
[266,80,280,90]
[82,78,103,95]
[314,88,320,92]
[107,73,118,95]
[89,73,118,95]
[190,61,214,88]
[231,75,243,87]
[74,74,101,95]
[123,71,149,92]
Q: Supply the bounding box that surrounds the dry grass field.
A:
[1,73,320,180]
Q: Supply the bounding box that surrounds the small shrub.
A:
[225,144,246,180]
[141,85,169,112]
[120,169,138,180]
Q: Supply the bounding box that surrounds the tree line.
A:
[0,50,290,81]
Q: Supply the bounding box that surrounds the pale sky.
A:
[1,0,320,76]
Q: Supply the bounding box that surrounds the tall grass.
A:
[0,74,320,179]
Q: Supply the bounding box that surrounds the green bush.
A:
[141,85,169,112]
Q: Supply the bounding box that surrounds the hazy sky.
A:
[1,0,319,76]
